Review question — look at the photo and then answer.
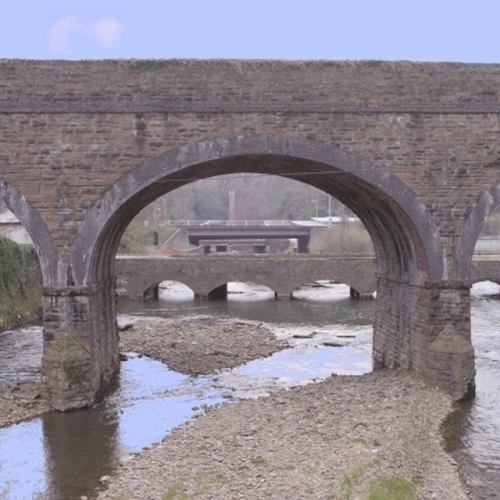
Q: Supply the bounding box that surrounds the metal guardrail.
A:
[161,220,293,227]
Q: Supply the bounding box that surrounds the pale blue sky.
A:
[1,0,499,62]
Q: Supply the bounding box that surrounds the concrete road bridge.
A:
[184,223,314,253]
[3,59,500,408]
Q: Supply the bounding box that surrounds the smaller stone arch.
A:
[457,181,500,280]
[0,179,58,286]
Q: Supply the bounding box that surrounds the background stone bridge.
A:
[3,59,500,408]
[115,254,378,300]
[116,255,500,300]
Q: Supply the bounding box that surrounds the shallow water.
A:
[444,282,500,500]
[0,282,373,499]
[0,280,498,499]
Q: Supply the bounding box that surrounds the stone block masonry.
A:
[41,278,119,411]
[2,59,499,407]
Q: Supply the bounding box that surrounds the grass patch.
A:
[367,476,416,500]
[349,436,367,446]
[251,457,267,466]
[193,469,226,496]
[162,480,188,500]
[162,469,225,499]
[340,464,366,500]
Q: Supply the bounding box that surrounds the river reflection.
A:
[119,281,375,326]
[0,356,228,499]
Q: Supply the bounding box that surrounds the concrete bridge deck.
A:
[185,224,313,253]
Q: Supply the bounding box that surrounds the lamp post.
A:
[328,195,332,227]
[311,200,318,218]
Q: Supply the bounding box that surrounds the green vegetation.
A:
[161,469,226,499]
[340,463,368,500]
[0,235,41,331]
[481,211,500,236]
[349,436,367,446]
[57,334,90,388]
[162,481,188,500]
[251,456,267,466]
[336,461,415,500]
[367,477,416,500]
[332,390,447,499]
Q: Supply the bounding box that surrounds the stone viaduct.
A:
[115,254,378,300]
[2,59,500,409]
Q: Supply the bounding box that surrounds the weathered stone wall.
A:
[1,60,500,272]
[471,260,500,284]
[2,59,499,407]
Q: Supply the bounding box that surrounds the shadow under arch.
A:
[456,181,500,280]
[70,134,444,285]
[0,179,58,286]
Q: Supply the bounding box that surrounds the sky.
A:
[1,0,499,63]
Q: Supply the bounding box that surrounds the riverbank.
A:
[0,316,287,429]
[0,317,470,498]
[98,318,469,500]
[0,381,49,427]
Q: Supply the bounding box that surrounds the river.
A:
[0,281,498,499]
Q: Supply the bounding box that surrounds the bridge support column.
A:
[373,276,475,401]
[274,292,291,300]
[40,277,120,411]
[194,284,228,300]
[349,287,374,300]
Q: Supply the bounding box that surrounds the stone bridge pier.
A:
[41,279,119,410]
[374,277,474,401]
[3,59,499,409]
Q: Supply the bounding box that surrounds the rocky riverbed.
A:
[0,318,470,498]
[98,318,468,500]
[0,382,49,428]
[119,316,288,375]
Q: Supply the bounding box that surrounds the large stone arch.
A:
[456,181,500,280]
[0,179,58,286]
[70,134,443,286]
[46,133,478,410]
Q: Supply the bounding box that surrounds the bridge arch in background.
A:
[115,255,378,301]
[70,134,444,286]
[0,179,58,286]
[457,181,500,280]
